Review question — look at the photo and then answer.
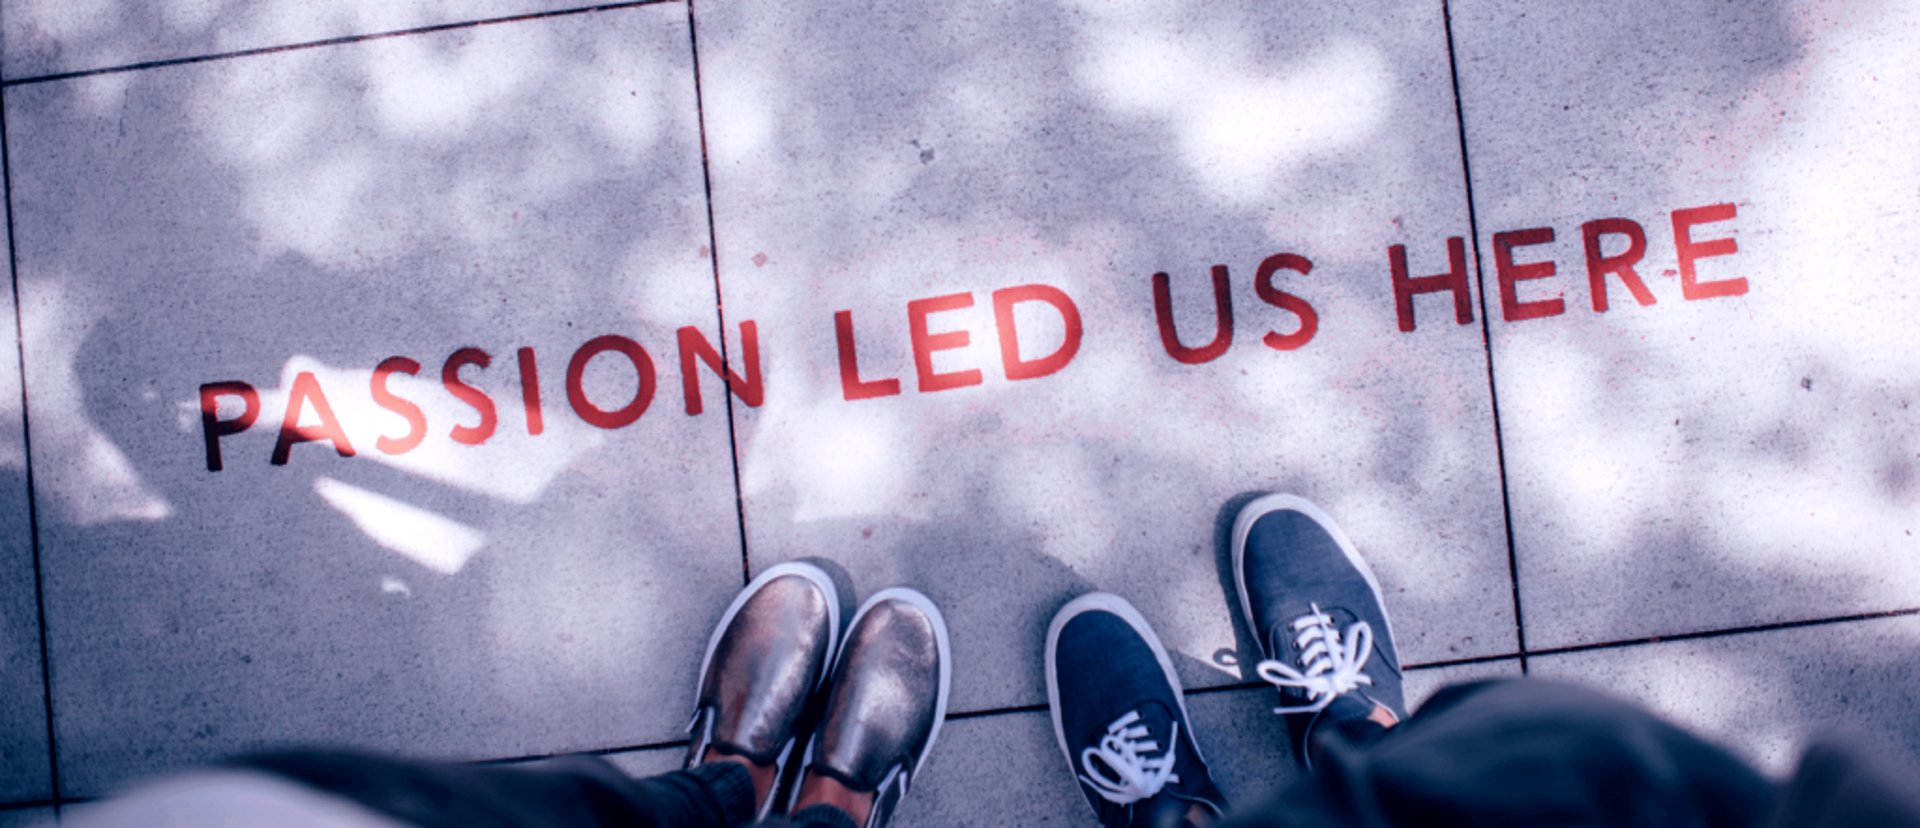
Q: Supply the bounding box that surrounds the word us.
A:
[199,202,1741,470]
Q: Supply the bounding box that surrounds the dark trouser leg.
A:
[762,804,861,828]
[230,750,757,828]
[1222,678,1777,828]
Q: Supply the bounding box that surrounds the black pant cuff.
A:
[688,761,759,826]
[791,803,860,828]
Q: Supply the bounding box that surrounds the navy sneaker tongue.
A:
[1133,699,1179,734]
[1094,698,1179,756]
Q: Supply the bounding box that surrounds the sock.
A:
[1322,694,1390,748]
[791,802,861,828]
[688,761,758,826]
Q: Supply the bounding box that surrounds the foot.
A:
[1232,494,1405,770]
[791,588,951,828]
[686,562,841,820]
[1047,593,1227,827]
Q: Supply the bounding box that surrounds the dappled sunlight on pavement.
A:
[0,0,1913,822]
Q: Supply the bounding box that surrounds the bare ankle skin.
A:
[1369,702,1401,728]
[792,769,875,825]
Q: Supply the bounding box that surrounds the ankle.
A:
[705,750,777,809]
[1307,700,1399,766]
[792,769,874,825]
[1368,701,1400,729]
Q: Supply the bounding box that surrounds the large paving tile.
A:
[0,163,52,803]
[1532,615,1920,776]
[7,6,743,795]
[0,807,54,828]
[697,0,1517,716]
[1399,657,1524,712]
[1,0,617,81]
[1451,0,1920,648]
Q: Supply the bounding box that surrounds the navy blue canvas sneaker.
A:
[1047,593,1227,828]
[1232,494,1405,770]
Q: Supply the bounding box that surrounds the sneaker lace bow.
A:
[1078,710,1181,805]
[1254,602,1375,715]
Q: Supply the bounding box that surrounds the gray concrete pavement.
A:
[0,0,1915,822]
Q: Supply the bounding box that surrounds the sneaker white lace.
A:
[1254,602,1376,716]
[1077,710,1182,805]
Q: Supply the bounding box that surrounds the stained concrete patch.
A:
[1,0,606,81]
[1532,615,1920,776]
[1451,0,1920,648]
[0,182,53,804]
[696,0,1517,717]
[7,5,743,796]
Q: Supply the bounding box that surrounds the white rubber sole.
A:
[1230,493,1396,654]
[1044,591,1205,792]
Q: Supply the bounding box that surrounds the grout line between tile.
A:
[480,737,692,766]
[681,0,752,587]
[1,0,680,88]
[1526,607,1920,661]
[948,702,1049,722]
[0,79,63,808]
[1439,0,1529,674]
[0,799,59,814]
